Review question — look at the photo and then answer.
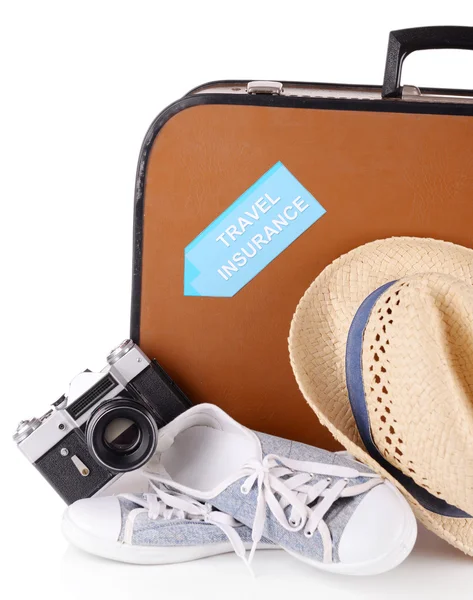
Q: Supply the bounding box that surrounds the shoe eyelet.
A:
[240,485,250,495]
[290,518,300,527]
[304,529,314,538]
[326,477,332,483]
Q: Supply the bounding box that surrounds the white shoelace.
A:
[240,454,383,564]
[141,454,383,572]
[120,483,249,566]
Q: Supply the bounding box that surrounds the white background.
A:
[1,1,473,598]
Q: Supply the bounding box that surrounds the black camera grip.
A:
[35,428,116,504]
[129,360,192,428]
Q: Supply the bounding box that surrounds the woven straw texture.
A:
[289,237,473,556]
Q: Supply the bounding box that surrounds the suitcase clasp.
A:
[247,81,283,95]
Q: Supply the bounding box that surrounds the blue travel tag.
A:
[184,162,326,297]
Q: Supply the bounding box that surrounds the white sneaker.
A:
[63,404,417,574]
[62,482,275,565]
[144,404,417,575]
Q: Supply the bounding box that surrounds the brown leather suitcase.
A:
[131,26,473,449]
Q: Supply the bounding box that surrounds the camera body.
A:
[13,340,191,504]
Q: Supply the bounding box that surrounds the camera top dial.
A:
[106,339,134,366]
[13,418,42,444]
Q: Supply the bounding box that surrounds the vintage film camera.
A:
[13,340,192,504]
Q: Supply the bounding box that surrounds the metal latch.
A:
[400,84,473,104]
[401,85,422,98]
[247,81,283,95]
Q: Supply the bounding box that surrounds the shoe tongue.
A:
[145,458,173,485]
[119,495,146,519]
[156,432,176,452]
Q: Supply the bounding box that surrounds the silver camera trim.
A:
[18,409,79,463]
[14,340,152,464]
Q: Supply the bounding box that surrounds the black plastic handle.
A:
[382,26,473,98]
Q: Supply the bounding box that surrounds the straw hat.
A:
[289,237,473,555]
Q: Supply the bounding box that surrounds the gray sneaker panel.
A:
[208,432,376,562]
[115,495,273,548]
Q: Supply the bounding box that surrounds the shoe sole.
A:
[62,481,417,574]
[61,512,277,565]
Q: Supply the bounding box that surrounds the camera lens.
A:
[86,398,158,473]
[103,418,141,454]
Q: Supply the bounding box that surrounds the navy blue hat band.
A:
[345,280,470,518]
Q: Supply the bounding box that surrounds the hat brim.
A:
[289,236,473,556]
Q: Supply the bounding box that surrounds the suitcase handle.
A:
[382,26,473,98]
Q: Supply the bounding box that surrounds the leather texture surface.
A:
[35,428,116,504]
[138,103,473,449]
